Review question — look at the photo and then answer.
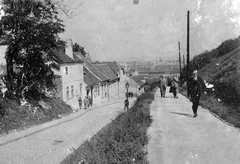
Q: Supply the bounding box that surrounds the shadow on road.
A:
[170,112,193,118]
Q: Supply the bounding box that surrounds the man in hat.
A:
[189,70,206,117]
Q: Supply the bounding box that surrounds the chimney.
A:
[65,39,73,59]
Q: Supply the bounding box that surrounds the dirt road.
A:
[0,98,136,164]
[147,88,240,164]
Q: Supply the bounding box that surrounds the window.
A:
[65,67,68,75]
[71,85,74,98]
[67,87,69,99]
[79,83,82,96]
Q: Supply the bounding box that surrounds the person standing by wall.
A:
[189,70,206,117]
[88,95,92,107]
[84,96,89,110]
[78,97,82,109]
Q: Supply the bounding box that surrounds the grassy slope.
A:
[0,97,73,135]
[61,89,156,164]
[197,47,240,127]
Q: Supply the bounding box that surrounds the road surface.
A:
[0,98,136,164]
[147,88,240,164]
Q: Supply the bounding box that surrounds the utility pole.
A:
[178,41,182,77]
[187,10,190,97]
[183,54,186,68]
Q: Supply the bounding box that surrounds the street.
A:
[147,88,240,164]
[0,98,136,164]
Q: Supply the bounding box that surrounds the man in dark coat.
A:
[189,70,206,117]
[159,76,163,97]
[161,76,168,97]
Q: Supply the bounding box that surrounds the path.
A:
[147,88,240,164]
[0,98,136,164]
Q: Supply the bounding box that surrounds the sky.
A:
[1,0,240,62]
[61,0,240,62]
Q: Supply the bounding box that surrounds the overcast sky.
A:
[62,0,239,61]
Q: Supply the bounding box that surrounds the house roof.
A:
[94,64,119,81]
[73,53,84,63]
[131,76,146,87]
[105,62,120,75]
[74,52,109,82]
[54,48,83,64]
[83,66,101,86]
[92,61,121,75]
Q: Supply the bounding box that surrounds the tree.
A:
[73,42,87,57]
[0,0,65,99]
[72,42,81,52]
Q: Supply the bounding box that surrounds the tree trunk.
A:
[5,54,14,92]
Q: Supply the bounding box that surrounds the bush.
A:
[61,91,155,164]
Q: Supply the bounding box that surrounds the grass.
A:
[60,89,155,164]
[179,42,240,128]
[0,96,73,135]
[179,84,240,128]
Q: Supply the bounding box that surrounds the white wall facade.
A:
[54,63,84,108]
[108,80,120,100]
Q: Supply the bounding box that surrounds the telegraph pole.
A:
[187,10,190,97]
[178,41,181,77]
[183,54,185,68]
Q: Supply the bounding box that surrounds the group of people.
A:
[159,70,206,118]
[78,96,92,110]
[159,75,179,98]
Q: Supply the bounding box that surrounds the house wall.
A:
[100,82,108,104]
[118,74,130,98]
[91,83,102,105]
[108,80,119,100]
[54,63,84,108]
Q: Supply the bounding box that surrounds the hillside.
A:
[199,46,240,107]
[0,97,73,136]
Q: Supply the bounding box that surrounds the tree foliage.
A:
[73,42,87,57]
[0,0,65,100]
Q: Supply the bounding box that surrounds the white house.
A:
[53,40,84,109]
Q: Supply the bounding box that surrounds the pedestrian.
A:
[78,97,82,109]
[124,98,129,110]
[84,96,89,109]
[160,76,167,97]
[159,76,163,97]
[189,70,206,117]
[172,77,179,98]
[88,96,92,107]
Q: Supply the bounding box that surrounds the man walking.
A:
[189,70,206,117]
[160,76,167,97]
[78,96,82,109]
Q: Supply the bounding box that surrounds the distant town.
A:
[118,59,182,77]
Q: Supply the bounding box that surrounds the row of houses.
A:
[0,40,147,108]
[47,40,146,108]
